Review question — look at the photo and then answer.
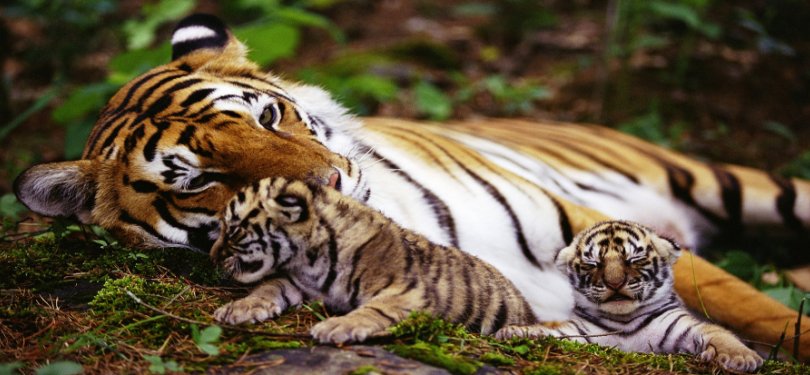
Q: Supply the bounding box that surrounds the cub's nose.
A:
[604,276,626,290]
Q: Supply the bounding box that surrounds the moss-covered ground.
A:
[0,225,807,374]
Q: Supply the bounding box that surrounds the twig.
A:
[554,330,622,340]
[124,290,309,339]
[794,297,804,359]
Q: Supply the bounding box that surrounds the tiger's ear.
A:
[170,13,250,69]
[650,233,682,264]
[13,160,98,224]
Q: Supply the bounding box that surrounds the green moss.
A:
[388,341,481,375]
[0,235,220,293]
[348,364,380,375]
[525,364,568,375]
[389,312,471,343]
[89,275,186,314]
[479,351,514,366]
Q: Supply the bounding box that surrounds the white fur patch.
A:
[172,26,217,44]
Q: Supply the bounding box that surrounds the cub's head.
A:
[14,14,368,251]
[210,177,323,284]
[555,221,682,316]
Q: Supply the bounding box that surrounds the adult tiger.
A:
[13,14,810,358]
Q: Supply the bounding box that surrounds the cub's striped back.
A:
[211,177,538,342]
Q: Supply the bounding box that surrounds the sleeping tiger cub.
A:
[495,221,763,373]
[210,177,538,343]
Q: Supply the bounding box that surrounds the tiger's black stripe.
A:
[771,175,804,233]
[369,149,459,247]
[457,162,541,269]
[710,165,743,228]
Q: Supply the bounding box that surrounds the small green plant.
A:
[143,354,182,374]
[33,361,83,375]
[0,362,23,375]
[191,325,223,356]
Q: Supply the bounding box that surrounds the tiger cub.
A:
[495,221,763,373]
[210,177,538,344]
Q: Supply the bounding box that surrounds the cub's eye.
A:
[259,103,281,130]
[578,263,597,272]
[628,257,646,265]
[276,194,304,208]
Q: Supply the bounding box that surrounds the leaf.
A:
[274,7,344,42]
[649,1,701,29]
[144,354,181,374]
[198,343,220,356]
[34,361,83,375]
[762,121,795,142]
[64,119,95,159]
[715,251,759,283]
[0,194,26,221]
[52,83,118,124]
[199,325,223,343]
[0,362,23,375]
[413,81,452,121]
[764,287,806,312]
[0,88,57,142]
[109,44,172,79]
[122,0,195,49]
[191,325,222,356]
[234,23,300,66]
[144,355,166,374]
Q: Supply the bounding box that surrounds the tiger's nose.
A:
[604,277,626,290]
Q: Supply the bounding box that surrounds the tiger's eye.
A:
[186,174,210,190]
[259,104,280,130]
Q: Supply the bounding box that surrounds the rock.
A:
[209,345,451,375]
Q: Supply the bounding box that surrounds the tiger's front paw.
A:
[700,336,763,373]
[214,296,283,325]
[310,316,380,344]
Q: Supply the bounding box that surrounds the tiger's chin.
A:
[597,294,640,315]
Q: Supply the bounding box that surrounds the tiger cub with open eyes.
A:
[495,221,763,373]
[210,177,538,344]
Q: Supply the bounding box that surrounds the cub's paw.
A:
[495,322,560,340]
[700,336,763,373]
[214,296,283,325]
[310,316,380,344]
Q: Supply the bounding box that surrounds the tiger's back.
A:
[211,177,538,342]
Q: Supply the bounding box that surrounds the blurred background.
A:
[1,0,809,306]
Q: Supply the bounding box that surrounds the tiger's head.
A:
[210,177,327,284]
[14,14,368,251]
[555,221,682,316]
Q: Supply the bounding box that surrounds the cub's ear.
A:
[274,193,309,223]
[650,233,682,264]
[170,13,250,69]
[13,160,98,224]
[554,244,577,273]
